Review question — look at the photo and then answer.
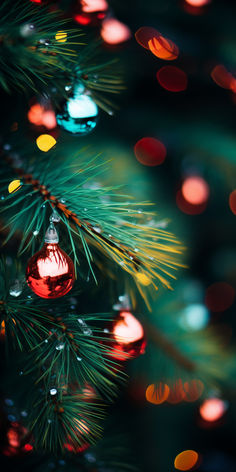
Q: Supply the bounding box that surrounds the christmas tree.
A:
[0,1,236,471]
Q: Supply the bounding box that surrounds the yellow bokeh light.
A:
[174,450,199,471]
[8,179,22,194]
[136,272,152,286]
[55,30,67,43]
[36,134,56,152]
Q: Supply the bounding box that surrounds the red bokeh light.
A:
[135,27,160,49]
[23,444,33,452]
[205,282,235,312]
[156,66,188,92]
[211,65,236,92]
[185,0,210,5]
[167,379,185,404]
[101,18,131,45]
[28,103,57,129]
[134,137,166,166]
[181,176,209,205]
[229,189,236,215]
[176,189,207,214]
[74,14,91,25]
[199,398,227,422]
[183,379,204,402]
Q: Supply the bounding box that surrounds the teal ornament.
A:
[56,84,98,135]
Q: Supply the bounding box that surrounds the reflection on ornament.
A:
[56,85,98,135]
[64,419,90,453]
[9,279,23,297]
[26,223,75,299]
[109,311,146,361]
[8,180,22,194]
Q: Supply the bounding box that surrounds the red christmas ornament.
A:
[109,311,146,361]
[26,223,75,299]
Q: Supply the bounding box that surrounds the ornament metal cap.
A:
[44,223,59,244]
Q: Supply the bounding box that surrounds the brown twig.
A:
[145,321,195,372]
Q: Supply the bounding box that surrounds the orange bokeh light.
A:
[167,379,185,404]
[134,137,166,166]
[156,66,188,92]
[205,282,235,312]
[183,379,204,402]
[199,398,227,422]
[148,36,179,61]
[229,189,236,215]
[101,18,131,45]
[146,382,170,404]
[135,27,179,60]
[0,320,5,337]
[28,103,57,130]
[174,450,199,471]
[182,176,209,205]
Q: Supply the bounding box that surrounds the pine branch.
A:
[0,147,184,303]
[0,0,82,93]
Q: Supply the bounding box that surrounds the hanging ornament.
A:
[26,222,75,299]
[56,83,99,135]
[109,310,146,361]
